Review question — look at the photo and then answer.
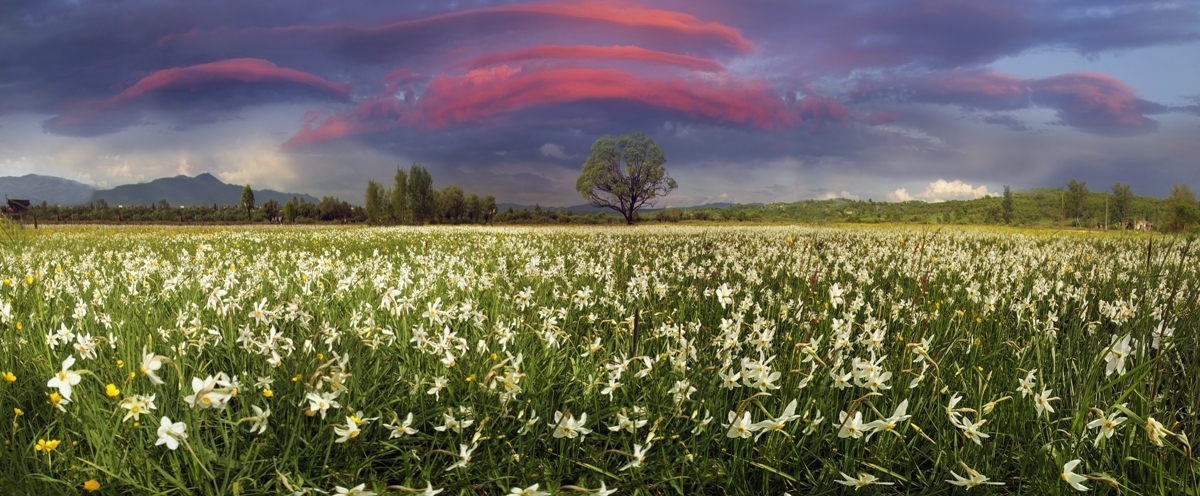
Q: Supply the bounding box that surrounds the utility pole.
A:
[1105,196,1109,231]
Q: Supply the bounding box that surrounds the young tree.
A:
[576,133,677,225]
[392,166,408,224]
[1162,183,1199,232]
[1111,183,1133,227]
[465,193,481,223]
[1066,179,1087,219]
[261,199,281,222]
[241,184,255,221]
[407,164,434,224]
[482,195,497,224]
[282,199,297,223]
[1001,185,1014,224]
[365,179,384,225]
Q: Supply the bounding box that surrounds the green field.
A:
[0,225,1196,495]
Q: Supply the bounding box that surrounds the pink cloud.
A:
[45,58,349,136]
[463,45,727,72]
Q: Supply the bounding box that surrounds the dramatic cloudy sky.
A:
[1,0,1198,206]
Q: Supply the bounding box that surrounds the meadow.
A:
[0,224,1196,495]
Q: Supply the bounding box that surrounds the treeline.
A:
[4,196,360,224]
[646,181,1199,232]
[363,164,499,225]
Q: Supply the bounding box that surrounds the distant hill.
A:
[0,174,94,205]
[0,172,319,206]
[93,173,319,207]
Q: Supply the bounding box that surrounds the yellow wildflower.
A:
[262,389,274,398]
[106,384,120,398]
[34,439,61,453]
[83,480,101,492]
[1,371,15,383]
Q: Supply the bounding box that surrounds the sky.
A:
[0,0,1198,207]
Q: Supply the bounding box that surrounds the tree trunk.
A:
[624,211,635,225]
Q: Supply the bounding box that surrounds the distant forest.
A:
[4,174,1199,233]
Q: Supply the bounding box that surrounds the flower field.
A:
[0,225,1196,495]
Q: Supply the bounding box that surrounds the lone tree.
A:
[241,184,255,221]
[576,133,677,225]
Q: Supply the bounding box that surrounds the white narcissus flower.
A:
[444,443,477,471]
[947,466,1004,488]
[1061,459,1088,491]
[953,416,990,446]
[1103,334,1133,377]
[752,399,801,441]
[549,411,591,440]
[864,399,910,440]
[509,483,550,496]
[725,411,756,439]
[1086,408,1127,447]
[837,411,867,439]
[836,471,893,489]
[183,373,234,409]
[305,391,340,419]
[119,394,157,422]
[594,481,617,496]
[1146,416,1172,447]
[245,405,270,435]
[46,356,82,400]
[416,482,443,496]
[141,347,165,385]
[608,412,647,434]
[334,416,362,443]
[333,483,376,496]
[384,412,418,438]
[1034,389,1058,418]
[155,416,187,450]
[1016,369,1037,397]
[619,443,651,471]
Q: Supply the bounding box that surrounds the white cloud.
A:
[889,179,992,202]
[539,143,570,160]
[821,190,859,200]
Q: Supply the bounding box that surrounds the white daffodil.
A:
[245,405,270,435]
[864,399,910,440]
[46,355,82,400]
[334,416,362,443]
[594,481,617,496]
[953,416,990,445]
[1061,459,1088,491]
[141,347,165,385]
[1016,369,1037,397]
[333,483,376,496]
[1034,389,1058,418]
[509,484,550,496]
[550,411,591,440]
[837,411,867,439]
[836,471,892,489]
[415,482,443,496]
[1146,416,1172,447]
[183,373,235,409]
[1104,334,1133,377]
[445,443,477,471]
[619,443,651,471]
[1086,408,1127,447]
[752,399,801,441]
[155,416,188,450]
[608,412,647,434]
[434,413,473,434]
[725,410,756,439]
[947,466,1004,488]
[384,412,418,438]
[305,391,341,419]
[119,394,157,422]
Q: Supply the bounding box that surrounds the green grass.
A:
[0,225,1196,495]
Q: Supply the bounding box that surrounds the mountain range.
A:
[0,173,318,206]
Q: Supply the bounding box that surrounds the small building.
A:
[5,198,30,213]
[1134,220,1153,232]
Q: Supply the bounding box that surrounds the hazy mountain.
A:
[0,174,94,205]
[93,173,319,206]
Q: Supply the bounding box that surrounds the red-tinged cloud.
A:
[856,69,1165,135]
[463,45,727,72]
[285,66,854,146]
[44,58,349,137]
[412,67,798,129]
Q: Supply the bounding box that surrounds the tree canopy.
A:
[576,133,677,225]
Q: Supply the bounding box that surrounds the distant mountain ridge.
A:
[0,173,318,206]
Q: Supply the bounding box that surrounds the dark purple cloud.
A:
[854,69,1168,135]
[41,58,350,137]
